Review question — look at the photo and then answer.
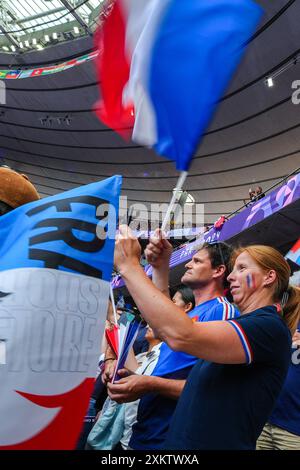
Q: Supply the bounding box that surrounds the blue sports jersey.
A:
[165,306,291,450]
[129,296,239,450]
[191,296,238,322]
[269,322,300,436]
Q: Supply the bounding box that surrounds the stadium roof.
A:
[0,0,107,52]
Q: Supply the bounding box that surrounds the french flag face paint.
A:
[285,238,300,267]
[246,273,256,290]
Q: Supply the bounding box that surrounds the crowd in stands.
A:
[0,167,299,451]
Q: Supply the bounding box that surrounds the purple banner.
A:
[112,173,300,289]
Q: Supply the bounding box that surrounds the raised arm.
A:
[114,226,246,365]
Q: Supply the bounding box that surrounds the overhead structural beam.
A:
[0,23,19,49]
[59,0,93,35]
[7,7,66,25]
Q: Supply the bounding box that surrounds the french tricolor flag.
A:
[95,0,262,170]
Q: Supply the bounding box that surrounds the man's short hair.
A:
[200,242,233,288]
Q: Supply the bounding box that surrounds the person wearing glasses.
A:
[0,166,39,216]
[113,227,299,450]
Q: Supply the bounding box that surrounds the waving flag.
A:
[286,239,300,267]
[95,0,262,170]
[0,176,122,449]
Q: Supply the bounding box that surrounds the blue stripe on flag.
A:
[149,0,263,170]
[0,176,122,282]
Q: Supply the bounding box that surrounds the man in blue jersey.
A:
[107,233,238,450]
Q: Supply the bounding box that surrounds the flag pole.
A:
[161,171,188,233]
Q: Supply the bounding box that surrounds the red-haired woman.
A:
[114,228,300,450]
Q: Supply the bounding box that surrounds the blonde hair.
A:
[232,245,300,334]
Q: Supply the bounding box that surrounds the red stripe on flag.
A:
[94,0,134,138]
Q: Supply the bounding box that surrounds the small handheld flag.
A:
[112,311,142,382]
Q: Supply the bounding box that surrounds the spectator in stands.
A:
[255,186,265,201]
[256,321,300,450]
[114,230,299,449]
[104,286,197,450]
[102,287,195,386]
[0,167,39,215]
[171,286,195,315]
[107,236,238,450]
[143,230,237,324]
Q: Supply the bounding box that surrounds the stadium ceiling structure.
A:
[0,0,108,52]
[0,0,300,227]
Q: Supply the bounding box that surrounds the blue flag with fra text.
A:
[0,175,122,450]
